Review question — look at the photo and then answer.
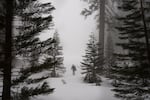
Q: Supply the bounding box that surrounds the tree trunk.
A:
[53,64,56,77]
[53,54,56,77]
[2,0,13,100]
[99,0,105,58]
[140,0,150,67]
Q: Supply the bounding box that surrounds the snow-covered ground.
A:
[32,68,118,100]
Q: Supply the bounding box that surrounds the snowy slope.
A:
[32,68,118,100]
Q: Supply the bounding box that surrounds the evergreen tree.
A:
[81,34,104,84]
[81,0,99,17]
[111,0,150,99]
[50,31,65,77]
[11,1,55,99]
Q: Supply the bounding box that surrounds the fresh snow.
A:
[32,68,118,100]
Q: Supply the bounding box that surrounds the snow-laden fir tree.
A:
[11,1,55,99]
[81,34,104,84]
[111,0,150,99]
[49,31,65,77]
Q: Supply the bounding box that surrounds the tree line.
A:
[81,0,150,99]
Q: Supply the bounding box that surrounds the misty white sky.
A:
[40,0,97,68]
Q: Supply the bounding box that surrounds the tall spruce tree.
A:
[11,1,55,99]
[111,0,150,99]
[81,34,104,84]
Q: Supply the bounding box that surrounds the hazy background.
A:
[40,0,97,69]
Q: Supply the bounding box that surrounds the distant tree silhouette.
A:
[50,31,64,77]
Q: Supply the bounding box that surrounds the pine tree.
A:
[11,1,55,99]
[81,34,104,84]
[81,0,99,17]
[111,0,150,99]
[50,31,65,77]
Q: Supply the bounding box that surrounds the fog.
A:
[40,0,97,67]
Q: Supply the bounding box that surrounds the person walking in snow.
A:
[71,64,77,75]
